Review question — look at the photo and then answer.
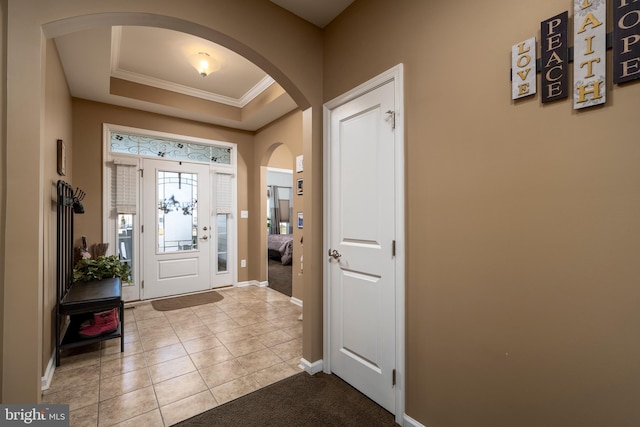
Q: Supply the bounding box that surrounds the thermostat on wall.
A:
[240,210,248,218]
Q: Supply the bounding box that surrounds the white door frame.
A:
[323,64,405,424]
[102,123,238,301]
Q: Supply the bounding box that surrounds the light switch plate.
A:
[296,155,303,173]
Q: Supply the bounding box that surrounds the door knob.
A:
[203,226,208,231]
[328,249,341,260]
[201,235,208,240]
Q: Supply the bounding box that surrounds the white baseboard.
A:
[290,297,303,307]
[258,280,268,287]
[299,358,323,375]
[237,280,262,288]
[403,414,426,427]
[41,352,56,391]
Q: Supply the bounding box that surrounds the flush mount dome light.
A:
[192,52,220,78]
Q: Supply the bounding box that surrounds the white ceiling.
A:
[53,1,354,131]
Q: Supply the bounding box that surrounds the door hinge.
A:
[141,225,144,233]
[392,240,396,257]
[385,110,396,130]
[392,369,396,387]
[140,169,144,178]
[141,280,144,289]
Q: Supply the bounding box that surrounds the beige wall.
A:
[267,144,294,170]
[3,0,323,402]
[325,0,640,425]
[254,112,304,300]
[43,39,73,375]
[72,99,256,283]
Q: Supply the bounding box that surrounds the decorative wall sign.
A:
[573,0,607,109]
[511,1,637,107]
[541,11,569,102]
[512,37,537,99]
[613,0,640,83]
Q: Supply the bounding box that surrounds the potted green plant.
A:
[73,255,131,284]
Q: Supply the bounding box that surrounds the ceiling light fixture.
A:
[193,51,219,78]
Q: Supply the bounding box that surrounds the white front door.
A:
[143,159,211,299]
[327,77,400,414]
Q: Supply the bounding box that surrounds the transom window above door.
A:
[110,132,232,165]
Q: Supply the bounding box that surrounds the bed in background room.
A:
[268,234,293,265]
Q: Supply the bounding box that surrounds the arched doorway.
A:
[4,3,322,404]
[262,143,304,302]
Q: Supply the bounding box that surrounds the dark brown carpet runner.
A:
[176,372,398,426]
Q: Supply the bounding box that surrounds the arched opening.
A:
[42,12,311,110]
[4,4,322,409]
[261,143,302,300]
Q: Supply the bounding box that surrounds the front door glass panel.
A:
[217,214,228,273]
[157,171,198,253]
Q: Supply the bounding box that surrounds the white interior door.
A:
[143,159,211,299]
[328,79,398,413]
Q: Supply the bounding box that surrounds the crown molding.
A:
[110,26,274,108]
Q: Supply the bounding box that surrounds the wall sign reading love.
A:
[512,0,639,109]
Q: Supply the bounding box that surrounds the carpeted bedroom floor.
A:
[267,259,292,297]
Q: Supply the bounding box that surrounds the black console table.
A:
[56,278,124,366]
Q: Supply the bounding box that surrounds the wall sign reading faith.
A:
[512,37,537,99]
[573,0,607,109]
[541,11,569,102]
[613,0,640,83]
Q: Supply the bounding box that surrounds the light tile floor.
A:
[42,285,303,427]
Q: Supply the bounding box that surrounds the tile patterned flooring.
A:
[42,285,304,426]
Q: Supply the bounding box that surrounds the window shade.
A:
[115,163,137,214]
[216,173,233,214]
